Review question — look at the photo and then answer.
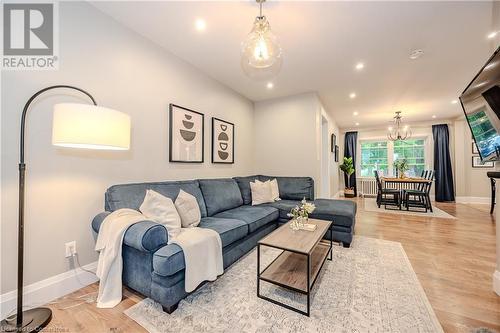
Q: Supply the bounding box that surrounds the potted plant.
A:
[394,158,409,178]
[340,157,356,198]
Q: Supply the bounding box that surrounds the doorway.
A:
[321,116,330,198]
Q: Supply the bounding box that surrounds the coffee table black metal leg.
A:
[328,227,333,260]
[306,253,310,317]
[257,244,260,297]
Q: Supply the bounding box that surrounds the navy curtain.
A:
[432,124,455,202]
[344,131,358,196]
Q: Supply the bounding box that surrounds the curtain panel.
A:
[432,124,455,202]
[343,131,358,196]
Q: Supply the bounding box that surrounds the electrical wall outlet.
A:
[65,241,77,258]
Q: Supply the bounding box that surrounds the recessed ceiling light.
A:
[451,100,458,104]
[353,111,359,116]
[432,115,436,119]
[355,62,364,70]
[195,18,206,31]
[266,82,274,89]
[409,49,424,60]
[349,92,356,99]
[355,122,360,126]
[488,31,498,39]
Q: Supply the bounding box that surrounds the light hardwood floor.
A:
[44,199,499,333]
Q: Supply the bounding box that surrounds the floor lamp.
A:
[0,85,131,332]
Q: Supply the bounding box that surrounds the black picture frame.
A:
[212,117,234,164]
[169,104,204,163]
[472,142,479,154]
[472,156,494,168]
[335,145,339,162]
[331,133,336,152]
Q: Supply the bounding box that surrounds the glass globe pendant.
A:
[241,0,282,80]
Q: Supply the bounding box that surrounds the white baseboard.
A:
[0,261,98,320]
[494,270,500,296]
[455,196,490,204]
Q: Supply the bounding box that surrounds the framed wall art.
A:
[472,156,494,168]
[331,133,336,152]
[212,117,234,164]
[472,142,479,154]
[169,104,204,163]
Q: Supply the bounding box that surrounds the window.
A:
[360,141,388,177]
[360,138,427,177]
[393,139,425,176]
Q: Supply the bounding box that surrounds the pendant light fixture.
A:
[241,0,282,80]
[387,111,411,141]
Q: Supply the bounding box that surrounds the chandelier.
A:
[387,111,411,141]
[241,0,282,80]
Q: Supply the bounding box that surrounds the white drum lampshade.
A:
[52,103,131,150]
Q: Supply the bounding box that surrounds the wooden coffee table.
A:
[257,218,333,316]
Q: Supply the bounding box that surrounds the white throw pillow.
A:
[250,180,274,205]
[175,189,201,228]
[255,179,280,202]
[140,189,181,242]
[269,179,281,201]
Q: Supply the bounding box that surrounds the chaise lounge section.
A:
[91,175,356,312]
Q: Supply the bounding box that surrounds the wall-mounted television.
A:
[461,46,500,162]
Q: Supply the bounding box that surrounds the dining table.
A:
[380,176,433,210]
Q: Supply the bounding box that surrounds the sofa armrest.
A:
[92,212,168,252]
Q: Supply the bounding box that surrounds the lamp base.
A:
[0,307,52,332]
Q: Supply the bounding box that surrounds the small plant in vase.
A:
[394,158,409,178]
[287,198,316,230]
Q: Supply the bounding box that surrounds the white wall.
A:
[1,2,255,295]
[253,93,340,198]
[454,119,497,201]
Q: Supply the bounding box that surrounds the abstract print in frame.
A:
[212,117,234,164]
[169,104,204,163]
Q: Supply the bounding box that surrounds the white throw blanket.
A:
[95,208,147,308]
[171,227,223,292]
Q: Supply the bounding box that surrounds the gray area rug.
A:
[125,236,443,333]
[364,198,456,219]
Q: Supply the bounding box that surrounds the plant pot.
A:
[344,188,355,198]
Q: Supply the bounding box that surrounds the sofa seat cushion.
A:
[262,200,301,220]
[214,205,279,233]
[198,217,248,248]
[199,179,244,216]
[153,217,248,277]
[309,199,357,228]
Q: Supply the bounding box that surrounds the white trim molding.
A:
[455,196,490,204]
[0,261,98,320]
[494,270,500,296]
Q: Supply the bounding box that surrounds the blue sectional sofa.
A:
[91,175,356,313]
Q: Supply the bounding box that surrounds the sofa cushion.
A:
[258,176,314,201]
[198,217,248,247]
[153,217,248,277]
[309,199,357,228]
[233,175,260,205]
[105,180,208,218]
[214,205,279,233]
[198,179,244,216]
[263,200,301,220]
[266,198,357,229]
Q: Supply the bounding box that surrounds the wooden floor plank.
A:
[42,199,499,333]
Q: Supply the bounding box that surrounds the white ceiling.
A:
[91,1,495,129]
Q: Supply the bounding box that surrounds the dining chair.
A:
[374,170,401,209]
[404,170,434,212]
